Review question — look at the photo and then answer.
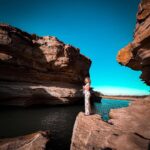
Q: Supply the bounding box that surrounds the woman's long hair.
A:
[84,77,91,84]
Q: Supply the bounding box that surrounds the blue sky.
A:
[0,0,149,95]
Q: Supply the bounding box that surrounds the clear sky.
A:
[0,0,149,95]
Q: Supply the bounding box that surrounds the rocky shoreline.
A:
[0,95,149,150]
[101,95,148,101]
[71,96,150,150]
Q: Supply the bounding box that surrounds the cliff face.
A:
[117,0,150,85]
[71,97,150,150]
[0,24,91,106]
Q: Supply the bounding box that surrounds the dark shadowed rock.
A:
[0,131,49,150]
[71,96,150,150]
[117,0,150,85]
[0,24,93,106]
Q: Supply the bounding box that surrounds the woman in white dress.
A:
[83,77,91,115]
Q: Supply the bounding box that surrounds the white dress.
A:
[83,83,91,115]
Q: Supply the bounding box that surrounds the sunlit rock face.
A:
[117,0,150,85]
[0,24,91,105]
[0,131,49,150]
[71,96,150,150]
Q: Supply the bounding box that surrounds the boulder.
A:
[0,131,49,150]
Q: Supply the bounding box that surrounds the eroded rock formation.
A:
[0,131,49,150]
[0,24,92,105]
[71,96,150,150]
[117,0,150,85]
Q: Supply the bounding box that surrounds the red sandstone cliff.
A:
[0,24,92,106]
[117,0,150,85]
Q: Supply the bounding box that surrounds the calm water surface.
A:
[0,98,129,149]
[0,105,84,150]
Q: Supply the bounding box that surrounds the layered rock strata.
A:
[0,24,92,105]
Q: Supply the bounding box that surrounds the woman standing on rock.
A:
[83,77,91,115]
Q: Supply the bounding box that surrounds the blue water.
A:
[94,98,130,121]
